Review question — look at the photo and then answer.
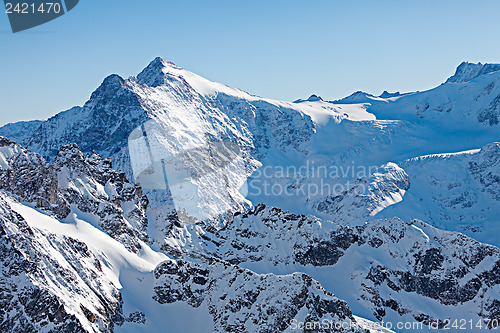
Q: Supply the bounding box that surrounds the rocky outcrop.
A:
[153,258,371,333]
[53,143,150,251]
[162,204,500,327]
[0,137,149,252]
[446,62,500,84]
[0,136,70,217]
[0,194,123,332]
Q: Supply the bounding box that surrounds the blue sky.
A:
[1,0,500,125]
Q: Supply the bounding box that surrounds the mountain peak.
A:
[293,94,323,103]
[379,91,402,98]
[307,94,323,102]
[332,90,375,104]
[85,74,125,107]
[0,136,16,147]
[446,61,500,83]
[148,57,180,71]
[136,57,182,87]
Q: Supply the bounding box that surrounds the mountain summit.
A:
[446,61,500,83]
[136,57,184,87]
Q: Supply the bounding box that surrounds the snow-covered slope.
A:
[378,143,500,246]
[368,64,500,127]
[0,191,166,332]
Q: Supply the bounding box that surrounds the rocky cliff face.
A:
[469,142,500,200]
[25,75,148,166]
[161,203,500,328]
[0,137,149,252]
[0,120,42,146]
[0,193,123,333]
[0,136,69,217]
[446,62,500,84]
[153,258,373,333]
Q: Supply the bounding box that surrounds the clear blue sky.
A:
[1,0,500,126]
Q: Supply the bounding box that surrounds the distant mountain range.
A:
[0,59,499,332]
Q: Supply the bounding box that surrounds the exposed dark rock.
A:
[0,196,123,332]
[153,258,367,333]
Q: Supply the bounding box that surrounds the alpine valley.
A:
[0,58,499,333]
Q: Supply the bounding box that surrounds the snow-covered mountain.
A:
[0,58,499,332]
[2,137,497,332]
[0,138,392,333]
[3,58,498,233]
[446,62,500,84]
[161,204,500,331]
[0,119,43,144]
[378,143,500,246]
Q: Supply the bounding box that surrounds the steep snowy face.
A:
[161,204,500,332]
[379,143,500,246]
[126,59,418,228]
[446,62,500,84]
[0,188,170,333]
[6,58,346,227]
